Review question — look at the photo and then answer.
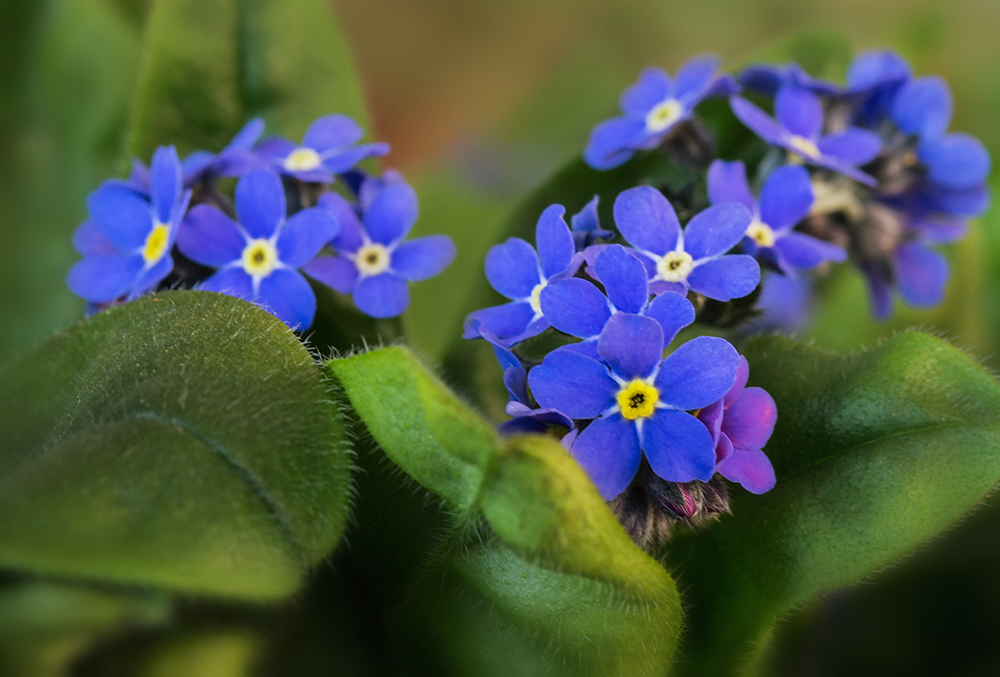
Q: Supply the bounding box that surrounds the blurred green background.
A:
[3,0,1000,673]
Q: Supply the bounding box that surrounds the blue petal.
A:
[594,244,649,313]
[654,335,739,410]
[255,269,317,329]
[730,96,785,144]
[539,278,610,339]
[149,146,182,224]
[72,220,117,257]
[862,266,894,321]
[583,117,647,170]
[813,156,878,187]
[571,194,601,233]
[87,183,153,251]
[707,160,756,212]
[177,205,245,266]
[759,165,814,231]
[722,387,777,451]
[895,242,948,308]
[528,351,617,418]
[391,235,456,281]
[717,447,776,494]
[302,255,357,294]
[919,133,991,189]
[774,86,823,139]
[318,192,364,252]
[644,291,695,345]
[892,75,952,138]
[613,186,680,256]
[256,137,296,163]
[323,142,390,174]
[846,50,911,92]
[353,273,410,318]
[303,114,364,152]
[66,254,144,303]
[462,302,536,340]
[485,238,541,300]
[620,67,673,115]
[364,174,419,245]
[127,255,173,300]
[535,204,575,278]
[503,366,529,402]
[642,409,716,483]
[818,128,882,165]
[687,255,760,301]
[597,313,664,381]
[235,168,286,239]
[684,202,753,260]
[227,118,265,151]
[920,183,990,217]
[570,415,642,500]
[674,54,720,105]
[774,232,846,269]
[554,340,601,360]
[276,207,340,267]
[200,267,254,301]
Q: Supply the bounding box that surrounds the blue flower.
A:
[845,50,912,125]
[731,85,883,186]
[570,195,614,251]
[738,62,841,97]
[707,160,846,274]
[613,186,760,300]
[67,146,191,303]
[177,167,338,329]
[255,114,389,183]
[529,312,740,499]
[463,204,580,343]
[744,271,814,334]
[862,236,952,321]
[540,244,695,357]
[303,171,456,318]
[584,56,733,170]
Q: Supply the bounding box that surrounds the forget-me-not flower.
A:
[570,195,614,251]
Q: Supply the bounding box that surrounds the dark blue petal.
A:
[570,415,641,500]
[67,254,144,302]
[774,86,823,139]
[539,278,610,339]
[730,96,785,144]
[302,255,357,294]
[920,183,991,217]
[597,313,664,381]
[613,186,680,255]
[774,232,846,269]
[707,160,756,212]
[177,205,245,267]
[200,266,254,301]
[919,133,991,189]
[503,366,529,403]
[149,146,182,224]
[654,335,739,410]
[364,174,419,245]
[181,151,216,183]
[303,114,364,152]
[738,64,785,96]
[911,217,968,244]
[862,266,894,320]
[594,244,649,313]
[87,184,153,251]
[353,273,410,318]
[583,117,647,170]
[644,291,695,345]
[529,350,617,418]
[620,67,672,114]
[846,50,911,92]
[391,235,456,281]
[895,242,948,308]
[722,387,777,451]
[674,54,720,104]
[235,168,286,239]
[687,255,760,301]
[892,75,952,138]
[571,194,601,233]
[817,128,882,165]
[318,192,364,252]
[683,202,753,260]
[642,410,716,483]
[717,447,776,494]
[462,302,535,340]
[276,207,340,267]
[72,220,117,257]
[535,204,575,278]
[759,165,813,231]
[254,269,317,329]
[485,238,541,300]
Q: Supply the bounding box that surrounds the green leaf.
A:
[327,346,681,676]
[664,331,1000,675]
[0,291,351,600]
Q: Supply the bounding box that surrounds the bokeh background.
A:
[3,0,1000,673]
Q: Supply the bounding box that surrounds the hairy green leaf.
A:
[665,331,1000,674]
[0,291,351,599]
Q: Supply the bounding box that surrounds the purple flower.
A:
[730,85,882,186]
[697,356,777,494]
[67,146,192,303]
[303,171,456,318]
[707,160,846,274]
[462,204,580,343]
[177,167,338,329]
[540,244,695,356]
[570,195,614,251]
[584,56,733,170]
[613,185,760,300]
[529,312,740,499]
[255,114,389,183]
[738,62,841,97]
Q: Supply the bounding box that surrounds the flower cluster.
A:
[67,115,455,328]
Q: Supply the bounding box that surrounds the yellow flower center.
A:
[241,239,279,277]
[617,380,660,420]
[355,243,391,276]
[645,99,684,133]
[528,281,546,314]
[284,147,323,172]
[656,250,694,282]
[788,135,821,160]
[143,223,170,264]
[746,221,776,247]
